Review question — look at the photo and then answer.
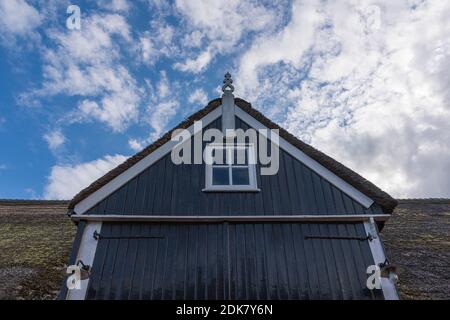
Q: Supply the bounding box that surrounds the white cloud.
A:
[75,85,140,132]
[182,30,203,48]
[129,72,181,148]
[44,154,128,200]
[175,0,275,45]
[173,48,212,74]
[157,71,170,98]
[174,0,277,72]
[0,0,41,36]
[29,13,142,132]
[98,0,130,12]
[138,22,175,64]
[237,0,323,99]
[111,0,130,11]
[147,72,181,140]
[44,129,65,150]
[188,88,208,105]
[128,138,144,152]
[139,36,155,62]
[236,0,450,198]
[148,100,179,141]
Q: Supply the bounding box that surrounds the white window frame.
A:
[203,143,260,192]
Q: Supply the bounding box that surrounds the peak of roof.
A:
[68,97,397,214]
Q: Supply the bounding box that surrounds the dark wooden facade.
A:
[86,117,383,216]
[86,222,382,300]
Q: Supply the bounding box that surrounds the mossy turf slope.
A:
[382,200,450,300]
[0,201,75,299]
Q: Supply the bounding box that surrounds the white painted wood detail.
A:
[364,220,399,300]
[66,222,102,300]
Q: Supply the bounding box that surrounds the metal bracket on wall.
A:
[93,230,164,241]
[304,234,373,242]
[77,260,92,280]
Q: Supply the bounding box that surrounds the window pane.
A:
[212,167,230,185]
[232,167,250,185]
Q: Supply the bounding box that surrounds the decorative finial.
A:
[222,72,234,93]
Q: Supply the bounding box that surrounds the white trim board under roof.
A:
[364,219,399,300]
[70,214,391,223]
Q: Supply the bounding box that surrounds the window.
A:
[203,144,259,192]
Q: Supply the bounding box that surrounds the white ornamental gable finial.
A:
[221,72,235,134]
[222,72,234,93]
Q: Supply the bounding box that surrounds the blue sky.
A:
[0,0,449,200]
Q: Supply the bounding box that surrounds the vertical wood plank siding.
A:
[86,117,382,216]
[86,222,383,300]
[87,118,383,215]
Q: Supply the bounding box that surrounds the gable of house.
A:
[68,98,396,217]
[84,115,385,217]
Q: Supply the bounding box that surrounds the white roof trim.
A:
[70,214,391,223]
[74,106,223,214]
[364,220,399,300]
[66,222,102,300]
[235,106,375,209]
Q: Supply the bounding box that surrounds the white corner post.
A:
[221,72,235,136]
[364,218,399,300]
[66,222,102,300]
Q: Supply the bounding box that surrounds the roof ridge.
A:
[0,199,70,205]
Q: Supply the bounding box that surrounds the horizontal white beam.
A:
[71,214,391,223]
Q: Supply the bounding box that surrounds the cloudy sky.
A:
[0,0,449,200]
